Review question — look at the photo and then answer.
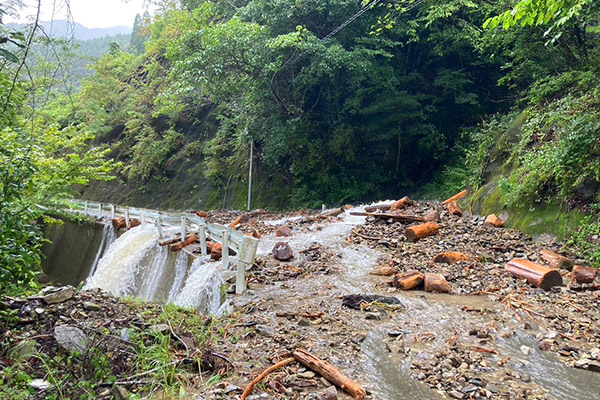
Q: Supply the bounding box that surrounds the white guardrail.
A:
[66,199,259,294]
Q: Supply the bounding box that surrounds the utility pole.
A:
[247,140,254,212]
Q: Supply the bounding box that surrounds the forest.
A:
[1,0,600,398]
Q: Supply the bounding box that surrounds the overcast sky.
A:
[7,0,157,28]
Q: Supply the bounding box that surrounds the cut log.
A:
[433,252,469,264]
[390,196,411,211]
[211,242,223,261]
[272,242,293,261]
[249,229,262,239]
[424,273,451,293]
[195,211,210,218]
[423,210,441,223]
[230,215,249,228]
[485,214,504,227]
[128,218,141,229]
[112,217,126,230]
[276,225,294,237]
[442,189,467,205]
[404,222,439,242]
[292,349,366,399]
[540,250,574,270]
[505,259,563,291]
[446,201,463,217]
[572,265,597,284]
[364,204,391,213]
[393,270,424,290]
[370,265,396,277]
[350,212,425,223]
[170,234,198,252]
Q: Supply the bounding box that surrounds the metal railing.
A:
[67,199,259,294]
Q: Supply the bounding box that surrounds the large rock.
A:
[54,325,88,354]
[40,286,75,305]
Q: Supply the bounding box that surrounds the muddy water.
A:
[255,206,600,400]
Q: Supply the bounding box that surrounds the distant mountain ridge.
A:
[8,20,132,41]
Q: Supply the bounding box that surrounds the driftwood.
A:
[320,207,345,218]
[572,265,597,284]
[364,204,391,213]
[112,217,126,230]
[292,349,366,399]
[424,273,451,293]
[404,222,439,242]
[433,252,469,264]
[485,214,504,227]
[276,225,294,237]
[272,242,293,261]
[505,259,563,291]
[540,250,574,270]
[393,270,424,290]
[370,265,396,276]
[446,201,463,217]
[423,210,441,222]
[170,234,198,251]
[350,212,425,223]
[195,211,210,218]
[390,196,411,211]
[442,189,467,205]
[241,357,296,400]
[229,215,249,228]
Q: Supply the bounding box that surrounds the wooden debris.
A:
[390,196,411,211]
[370,265,396,276]
[276,225,294,237]
[572,265,597,284]
[159,235,183,246]
[393,270,424,290]
[320,207,345,218]
[195,211,209,218]
[423,210,441,222]
[442,189,467,205]
[170,234,198,252]
[341,294,403,310]
[485,214,504,227]
[364,204,391,213]
[241,357,296,400]
[111,217,126,230]
[272,242,293,261]
[230,215,249,228]
[446,201,463,217]
[404,222,439,242]
[249,229,262,239]
[350,212,425,223]
[211,242,223,261]
[128,218,141,229]
[292,349,366,399]
[433,252,469,264]
[424,273,451,293]
[540,250,574,270]
[504,259,563,291]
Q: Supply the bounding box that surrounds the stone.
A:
[297,317,311,327]
[8,340,37,361]
[365,312,381,320]
[315,386,338,400]
[40,286,75,305]
[149,324,170,335]
[30,379,50,390]
[120,328,134,342]
[520,345,532,356]
[54,325,88,354]
[447,390,464,399]
[298,371,316,379]
[83,301,102,312]
[255,325,275,337]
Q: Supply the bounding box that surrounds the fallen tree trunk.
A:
[442,189,467,205]
[404,222,439,242]
[433,252,469,264]
[572,265,597,284]
[292,349,366,399]
[424,273,451,293]
[393,270,424,290]
[505,259,563,291]
[446,201,463,217]
[485,214,504,227]
[390,196,411,211]
[170,234,198,252]
[540,250,574,270]
[349,212,425,223]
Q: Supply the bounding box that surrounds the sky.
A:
[6,0,157,28]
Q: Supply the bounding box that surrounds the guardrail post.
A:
[180,217,186,240]
[110,204,115,219]
[98,203,102,217]
[222,230,229,269]
[236,237,259,295]
[199,225,207,255]
[141,213,146,228]
[156,216,163,239]
[84,201,88,215]
[125,208,130,228]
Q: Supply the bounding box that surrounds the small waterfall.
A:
[167,251,190,303]
[175,258,224,315]
[85,226,159,297]
[88,224,117,278]
[138,244,170,301]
